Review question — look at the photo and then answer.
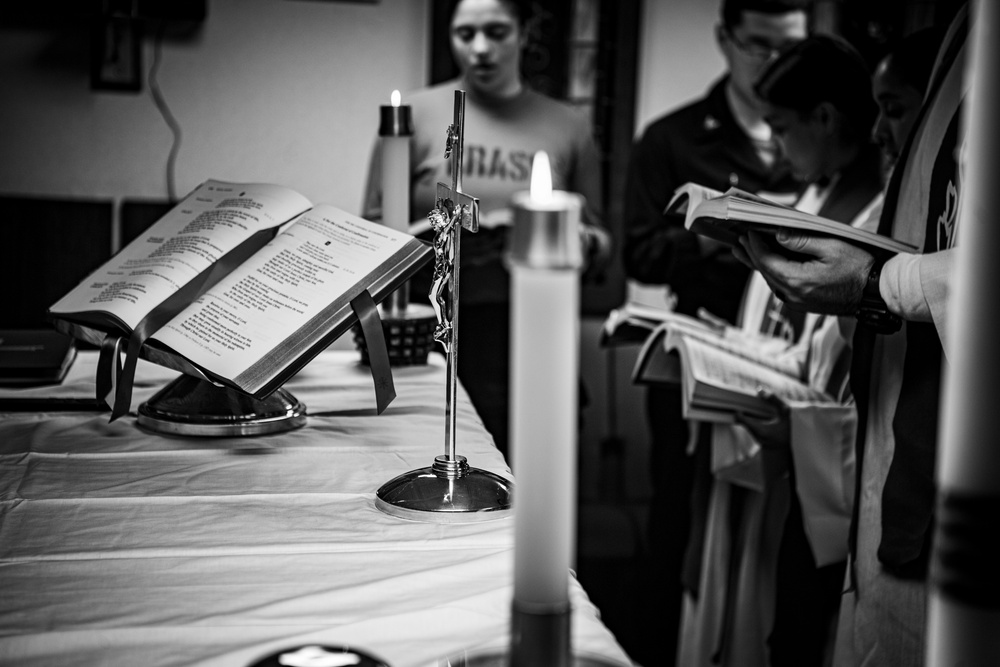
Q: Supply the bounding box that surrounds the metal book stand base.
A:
[136,374,306,437]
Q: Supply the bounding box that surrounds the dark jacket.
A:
[623,77,800,323]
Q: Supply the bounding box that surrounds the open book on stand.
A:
[633,312,832,423]
[48,180,432,411]
[666,182,917,255]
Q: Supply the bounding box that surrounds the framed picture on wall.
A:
[90,14,142,92]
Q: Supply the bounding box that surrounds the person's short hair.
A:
[721,0,813,31]
[448,0,534,26]
[754,33,876,136]
[881,26,947,95]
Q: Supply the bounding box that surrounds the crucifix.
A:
[373,90,512,522]
[428,89,480,466]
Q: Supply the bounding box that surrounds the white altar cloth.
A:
[0,350,632,667]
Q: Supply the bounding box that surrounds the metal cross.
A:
[427,90,479,463]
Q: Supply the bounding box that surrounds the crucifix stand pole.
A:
[441,91,477,464]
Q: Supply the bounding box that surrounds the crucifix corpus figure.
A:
[428,117,479,355]
[428,206,457,351]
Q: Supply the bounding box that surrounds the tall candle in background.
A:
[379,90,412,233]
[508,151,582,617]
[379,89,413,314]
[928,2,1000,665]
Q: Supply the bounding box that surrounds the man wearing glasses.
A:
[622,1,810,664]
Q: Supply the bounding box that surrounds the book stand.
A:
[375,91,513,523]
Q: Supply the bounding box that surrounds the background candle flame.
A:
[529,151,553,203]
[390,89,401,107]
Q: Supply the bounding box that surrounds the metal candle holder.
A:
[374,90,513,523]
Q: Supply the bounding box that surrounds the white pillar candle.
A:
[379,90,414,316]
[379,89,412,234]
[509,151,582,612]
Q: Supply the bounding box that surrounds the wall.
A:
[635,0,725,133]
[0,0,429,214]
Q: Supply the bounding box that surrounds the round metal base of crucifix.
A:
[136,375,307,437]
[375,455,513,523]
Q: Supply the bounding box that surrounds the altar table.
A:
[0,350,632,667]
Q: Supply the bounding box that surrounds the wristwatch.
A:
[855,259,902,334]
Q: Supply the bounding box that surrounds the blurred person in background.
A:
[677,34,884,667]
[363,0,610,458]
[621,1,809,660]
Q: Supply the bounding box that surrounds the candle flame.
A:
[391,90,401,107]
[529,151,553,203]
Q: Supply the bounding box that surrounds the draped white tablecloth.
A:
[0,350,632,667]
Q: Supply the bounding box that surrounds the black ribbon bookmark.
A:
[96,334,124,409]
[350,290,395,415]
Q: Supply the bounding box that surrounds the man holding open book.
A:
[734,6,969,665]
[621,1,808,660]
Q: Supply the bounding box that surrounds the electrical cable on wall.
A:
[149,23,181,202]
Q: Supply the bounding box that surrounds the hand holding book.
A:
[734,228,876,316]
[734,388,791,451]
